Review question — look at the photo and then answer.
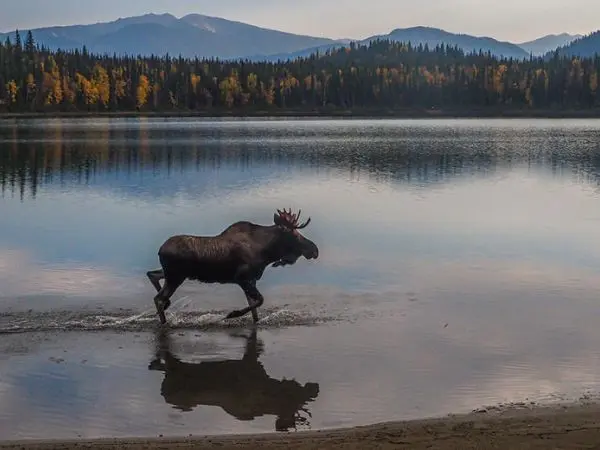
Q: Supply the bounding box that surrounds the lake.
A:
[2,117,600,439]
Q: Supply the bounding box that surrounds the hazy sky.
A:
[1,0,597,43]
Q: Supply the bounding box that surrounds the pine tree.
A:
[25,31,35,56]
[14,30,21,50]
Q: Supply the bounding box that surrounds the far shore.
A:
[3,401,600,449]
[3,107,600,120]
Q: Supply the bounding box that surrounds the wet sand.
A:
[3,402,600,449]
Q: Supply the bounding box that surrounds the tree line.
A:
[1,30,600,113]
[5,123,600,201]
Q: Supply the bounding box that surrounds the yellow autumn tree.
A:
[136,75,150,109]
[75,73,99,106]
[111,68,126,104]
[5,81,19,105]
[61,74,76,105]
[42,72,55,106]
[303,75,312,90]
[569,58,583,87]
[26,73,36,105]
[247,73,258,92]
[190,74,201,94]
[92,64,110,108]
[278,73,299,107]
[261,79,275,106]
[219,71,242,107]
[40,57,63,107]
[51,71,63,106]
[525,87,533,107]
[152,82,160,108]
[246,73,258,104]
[492,64,507,96]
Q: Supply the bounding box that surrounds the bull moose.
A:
[146,208,319,325]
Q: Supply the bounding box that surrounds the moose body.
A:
[147,209,319,325]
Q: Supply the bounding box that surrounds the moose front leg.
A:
[225,281,264,323]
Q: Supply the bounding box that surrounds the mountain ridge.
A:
[0,13,595,62]
[547,31,600,58]
[364,26,529,59]
[0,12,343,60]
[518,33,582,56]
[259,26,532,62]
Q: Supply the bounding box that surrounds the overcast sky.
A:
[1,0,596,43]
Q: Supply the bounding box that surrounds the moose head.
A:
[273,208,319,263]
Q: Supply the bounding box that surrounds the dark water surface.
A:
[2,117,600,439]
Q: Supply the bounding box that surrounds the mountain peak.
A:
[180,14,219,33]
[113,13,179,25]
[518,33,583,56]
[0,12,338,60]
[388,26,445,36]
[551,30,600,58]
[366,26,529,59]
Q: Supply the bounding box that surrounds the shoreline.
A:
[4,401,600,449]
[3,108,600,120]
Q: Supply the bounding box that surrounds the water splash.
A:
[0,304,341,335]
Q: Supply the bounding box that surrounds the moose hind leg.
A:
[248,295,259,323]
[226,282,264,323]
[154,276,184,325]
[146,269,164,293]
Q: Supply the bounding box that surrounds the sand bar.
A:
[3,402,600,449]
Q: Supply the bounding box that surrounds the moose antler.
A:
[275,208,311,230]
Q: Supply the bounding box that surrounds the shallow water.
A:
[3,117,600,439]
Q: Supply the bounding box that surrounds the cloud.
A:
[0,248,144,304]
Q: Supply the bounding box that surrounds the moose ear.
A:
[273,213,283,226]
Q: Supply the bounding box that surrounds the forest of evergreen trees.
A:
[1,30,600,114]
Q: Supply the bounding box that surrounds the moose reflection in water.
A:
[148,328,320,432]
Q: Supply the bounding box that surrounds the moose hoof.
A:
[225,310,244,319]
[154,298,168,325]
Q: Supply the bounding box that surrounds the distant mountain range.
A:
[260,26,543,62]
[0,13,343,60]
[0,13,593,62]
[550,31,600,58]
[518,33,582,56]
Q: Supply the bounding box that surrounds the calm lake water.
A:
[2,117,600,439]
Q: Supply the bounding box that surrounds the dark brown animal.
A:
[146,208,319,324]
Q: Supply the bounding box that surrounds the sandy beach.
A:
[3,402,600,449]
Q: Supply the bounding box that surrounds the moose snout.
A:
[304,241,319,260]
